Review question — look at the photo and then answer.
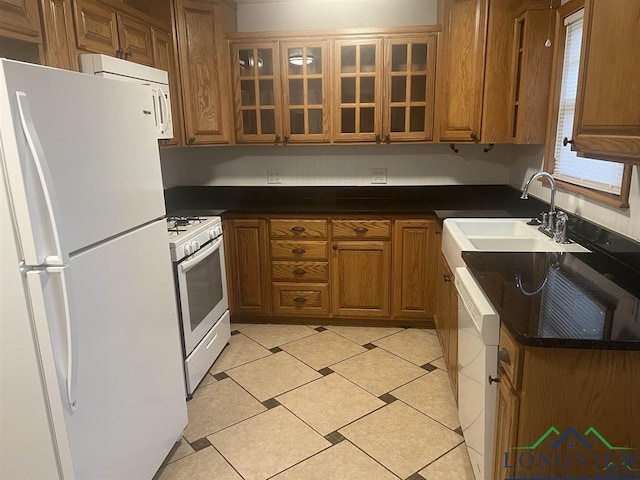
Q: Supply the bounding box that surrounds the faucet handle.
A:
[541,212,549,229]
[554,211,569,244]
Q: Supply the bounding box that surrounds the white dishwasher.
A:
[455,267,500,480]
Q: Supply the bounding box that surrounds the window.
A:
[544,1,631,207]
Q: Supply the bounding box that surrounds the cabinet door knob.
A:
[274,135,281,144]
[353,226,368,234]
[188,137,196,144]
[488,375,500,385]
[116,48,124,59]
[292,247,306,254]
[562,137,574,147]
[291,226,306,233]
[498,348,511,365]
[470,131,480,143]
[384,134,391,144]
[293,268,306,275]
[293,297,307,305]
[375,134,382,144]
[443,274,451,283]
[124,49,133,59]
[283,134,289,145]
[332,245,338,251]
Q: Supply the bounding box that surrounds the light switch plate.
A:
[371,168,387,184]
[267,169,281,184]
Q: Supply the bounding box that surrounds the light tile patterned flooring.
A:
[154,324,475,480]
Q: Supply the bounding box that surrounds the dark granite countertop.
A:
[463,251,640,350]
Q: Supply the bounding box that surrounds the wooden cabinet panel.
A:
[437,0,488,142]
[74,0,119,56]
[498,324,523,389]
[436,253,457,397]
[116,12,153,65]
[331,241,390,317]
[272,282,329,316]
[153,28,183,146]
[572,0,640,160]
[493,371,519,480]
[392,220,437,319]
[41,0,78,70]
[331,219,391,239]
[0,0,42,42]
[271,261,328,282]
[225,219,271,316]
[383,35,437,142]
[270,240,328,261]
[332,38,383,142]
[269,219,327,238]
[175,0,229,144]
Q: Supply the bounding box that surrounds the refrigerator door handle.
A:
[27,266,77,414]
[158,90,171,134]
[15,91,65,266]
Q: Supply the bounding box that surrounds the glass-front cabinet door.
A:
[384,36,437,142]
[332,38,383,142]
[231,42,282,143]
[281,40,330,143]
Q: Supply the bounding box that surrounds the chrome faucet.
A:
[521,171,564,240]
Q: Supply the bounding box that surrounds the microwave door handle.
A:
[14,92,65,266]
[158,90,171,134]
[180,236,223,273]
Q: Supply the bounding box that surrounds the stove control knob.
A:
[192,240,200,251]
[215,226,223,237]
[184,244,193,256]
[209,228,216,240]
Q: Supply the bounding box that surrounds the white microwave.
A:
[79,54,173,140]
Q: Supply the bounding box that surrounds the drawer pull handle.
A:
[488,375,500,385]
[292,248,306,254]
[443,274,451,283]
[293,297,307,305]
[353,226,369,234]
[562,137,574,147]
[291,226,306,233]
[499,348,511,365]
[293,268,306,275]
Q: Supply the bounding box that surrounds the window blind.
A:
[552,9,624,195]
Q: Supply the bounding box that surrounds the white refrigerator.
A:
[0,59,187,479]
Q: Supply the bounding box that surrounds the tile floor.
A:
[154,324,475,480]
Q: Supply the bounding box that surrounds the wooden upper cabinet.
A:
[231,41,283,143]
[384,36,437,142]
[152,28,183,146]
[0,0,42,43]
[41,0,79,70]
[281,40,331,143]
[332,38,383,142]
[116,12,153,65]
[175,0,231,145]
[572,0,640,160]
[74,0,119,56]
[437,0,488,143]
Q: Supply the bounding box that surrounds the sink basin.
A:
[442,218,590,271]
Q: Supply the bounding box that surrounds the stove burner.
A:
[167,216,204,236]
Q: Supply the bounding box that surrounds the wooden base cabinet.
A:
[493,370,519,480]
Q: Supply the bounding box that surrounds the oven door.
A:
[176,235,228,354]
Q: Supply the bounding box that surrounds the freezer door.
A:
[0,59,166,260]
[34,220,186,479]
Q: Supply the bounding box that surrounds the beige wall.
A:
[160,144,512,187]
[236,0,439,31]
[509,145,640,242]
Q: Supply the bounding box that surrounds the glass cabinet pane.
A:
[361,77,375,103]
[308,78,322,105]
[341,45,356,73]
[307,47,322,75]
[290,109,304,134]
[241,80,256,106]
[392,44,408,72]
[391,76,407,102]
[259,80,274,105]
[260,110,275,134]
[342,77,356,103]
[411,44,428,71]
[309,109,323,134]
[289,79,303,105]
[391,107,406,132]
[411,75,427,102]
[242,110,257,134]
[239,49,254,76]
[257,49,273,75]
[360,108,375,132]
[287,47,303,75]
[360,45,376,72]
[342,108,356,133]
[410,107,425,132]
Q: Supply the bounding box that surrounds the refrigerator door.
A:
[29,219,187,479]
[0,59,166,260]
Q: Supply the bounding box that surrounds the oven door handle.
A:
[180,236,223,273]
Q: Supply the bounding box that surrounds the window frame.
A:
[543,0,632,208]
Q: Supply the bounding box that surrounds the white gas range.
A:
[167,216,230,397]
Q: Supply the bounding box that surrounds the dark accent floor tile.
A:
[454,426,463,436]
[421,363,438,372]
[318,367,334,376]
[315,326,327,332]
[189,437,211,452]
[212,372,229,381]
[324,431,346,445]
[362,343,377,350]
[378,393,397,404]
[270,346,283,353]
[230,330,241,335]
[406,473,426,480]
[262,398,281,409]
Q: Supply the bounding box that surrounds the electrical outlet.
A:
[267,169,281,184]
[371,168,387,184]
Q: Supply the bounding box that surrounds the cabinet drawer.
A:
[272,283,329,316]
[499,325,523,389]
[271,261,328,282]
[331,219,391,238]
[270,219,327,238]
[270,240,328,260]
